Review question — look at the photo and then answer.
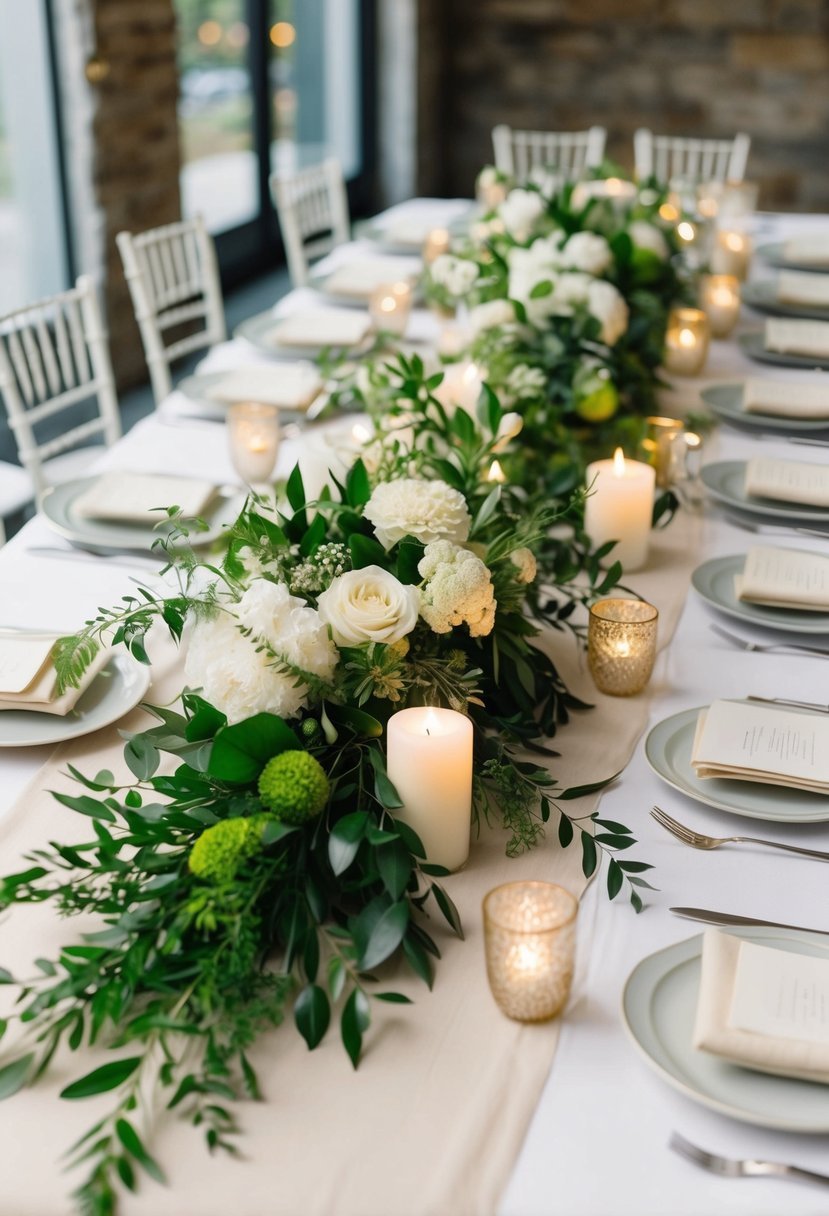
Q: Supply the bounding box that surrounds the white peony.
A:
[418,540,496,637]
[587,280,629,345]
[468,298,516,334]
[561,231,613,276]
[629,220,669,260]
[317,565,419,646]
[364,478,472,550]
[429,254,480,298]
[184,580,337,724]
[499,188,545,240]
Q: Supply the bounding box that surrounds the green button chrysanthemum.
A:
[257,750,330,824]
[189,815,270,885]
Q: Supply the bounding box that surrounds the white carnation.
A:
[184,581,337,724]
[468,298,516,334]
[510,547,537,584]
[418,540,496,637]
[499,188,545,240]
[629,221,669,260]
[364,478,472,549]
[561,231,613,276]
[430,254,480,298]
[587,280,629,345]
[317,565,419,646]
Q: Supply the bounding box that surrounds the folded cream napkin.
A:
[777,271,829,307]
[783,235,829,267]
[693,929,829,1084]
[0,632,111,716]
[765,318,829,357]
[735,546,829,610]
[269,307,372,349]
[743,377,829,419]
[381,219,434,246]
[74,472,217,524]
[324,256,421,298]
[745,455,829,508]
[206,364,322,410]
[691,699,829,793]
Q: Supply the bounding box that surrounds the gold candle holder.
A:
[483,882,578,1023]
[699,273,741,338]
[638,415,684,489]
[695,180,724,221]
[227,401,280,485]
[422,227,451,264]
[664,307,710,377]
[711,229,752,280]
[368,281,413,337]
[588,598,658,696]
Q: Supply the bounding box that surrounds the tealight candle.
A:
[584,448,655,572]
[638,416,684,489]
[368,280,412,337]
[227,402,280,485]
[386,707,473,871]
[699,273,741,338]
[422,227,451,264]
[695,180,724,221]
[483,882,578,1022]
[433,359,483,414]
[587,598,659,696]
[663,307,710,377]
[712,229,752,280]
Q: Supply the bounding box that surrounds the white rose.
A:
[499,188,545,240]
[430,254,479,298]
[550,271,593,313]
[468,298,516,334]
[561,231,613,276]
[364,478,472,549]
[507,238,563,326]
[317,565,419,647]
[629,220,669,260]
[587,280,629,345]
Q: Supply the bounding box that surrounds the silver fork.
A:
[719,516,829,540]
[651,805,829,862]
[670,1132,829,1187]
[710,622,829,657]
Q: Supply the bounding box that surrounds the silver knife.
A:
[670,907,829,936]
[747,695,829,714]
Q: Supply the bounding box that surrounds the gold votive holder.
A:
[227,401,280,485]
[588,598,658,696]
[638,415,684,488]
[368,280,413,336]
[422,227,451,264]
[711,229,752,280]
[663,307,710,377]
[483,882,578,1023]
[699,273,741,338]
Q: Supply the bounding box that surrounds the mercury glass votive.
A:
[588,598,659,696]
[368,280,413,336]
[664,307,710,376]
[227,401,280,485]
[711,229,753,280]
[638,415,684,489]
[483,882,578,1023]
[699,273,741,338]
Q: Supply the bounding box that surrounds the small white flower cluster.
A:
[500,365,546,407]
[418,540,496,638]
[429,254,480,299]
[363,478,472,550]
[290,542,350,595]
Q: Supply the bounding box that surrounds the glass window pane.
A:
[175,0,258,234]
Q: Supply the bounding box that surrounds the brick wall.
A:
[418,0,829,210]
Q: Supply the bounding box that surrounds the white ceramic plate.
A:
[757,241,829,274]
[41,478,245,556]
[701,460,829,524]
[739,331,829,371]
[699,382,829,433]
[645,703,829,823]
[0,651,150,748]
[743,280,829,322]
[235,311,374,360]
[623,927,829,1132]
[692,552,829,634]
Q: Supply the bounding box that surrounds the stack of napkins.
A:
[783,234,829,268]
[765,318,829,357]
[323,256,420,299]
[735,546,829,610]
[745,455,829,508]
[743,377,829,419]
[74,473,217,524]
[0,632,110,716]
[777,271,829,308]
[269,307,372,350]
[691,699,829,794]
[694,929,829,1084]
[206,363,322,410]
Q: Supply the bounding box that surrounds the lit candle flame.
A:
[462,362,481,386]
[678,327,696,349]
[487,459,506,483]
[659,202,679,222]
[613,447,626,477]
[724,232,745,252]
[685,431,702,449]
[676,221,696,243]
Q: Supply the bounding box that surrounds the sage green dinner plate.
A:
[757,241,829,274]
[0,652,150,748]
[699,382,829,433]
[739,331,829,371]
[743,279,829,322]
[691,552,829,634]
[701,460,829,524]
[645,704,829,823]
[235,310,373,360]
[623,928,829,1132]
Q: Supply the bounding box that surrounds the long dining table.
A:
[1,199,829,1215]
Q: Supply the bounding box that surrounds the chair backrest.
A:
[116,215,226,406]
[634,129,751,185]
[491,124,607,181]
[270,158,351,288]
[0,276,121,499]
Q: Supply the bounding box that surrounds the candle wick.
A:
[425,728,431,736]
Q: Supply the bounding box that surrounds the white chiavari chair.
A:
[491,124,607,180]
[634,129,751,185]
[0,276,121,503]
[116,215,226,406]
[270,158,351,289]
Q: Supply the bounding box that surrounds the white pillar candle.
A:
[584,448,655,573]
[386,706,473,872]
